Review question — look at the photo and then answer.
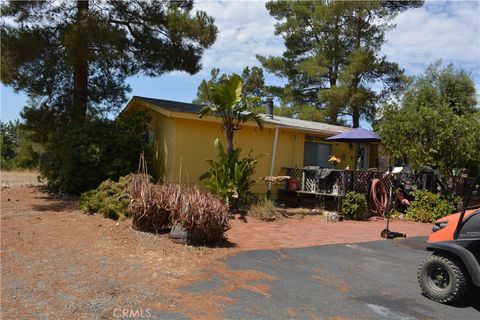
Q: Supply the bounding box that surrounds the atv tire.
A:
[418,252,471,303]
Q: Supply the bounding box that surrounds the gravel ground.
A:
[1,170,45,188]
[1,185,236,320]
[1,171,436,319]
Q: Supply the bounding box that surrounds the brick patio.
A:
[227,215,432,250]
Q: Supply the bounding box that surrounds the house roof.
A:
[262,114,350,135]
[129,96,350,135]
[134,96,204,114]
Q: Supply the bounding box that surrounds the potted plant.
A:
[328,155,342,168]
[287,177,300,191]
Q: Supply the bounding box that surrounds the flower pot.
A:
[169,223,200,245]
[287,178,299,191]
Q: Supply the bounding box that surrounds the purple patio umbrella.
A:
[325,128,381,169]
[325,127,381,143]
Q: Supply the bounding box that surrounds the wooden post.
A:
[349,170,354,192]
[341,170,348,195]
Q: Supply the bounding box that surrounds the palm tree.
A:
[198,73,263,160]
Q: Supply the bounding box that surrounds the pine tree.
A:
[258,0,423,127]
[1,1,217,193]
[1,0,217,125]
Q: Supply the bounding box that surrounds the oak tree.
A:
[376,62,480,180]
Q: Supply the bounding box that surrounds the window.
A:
[304,141,332,168]
[145,128,153,145]
[356,143,369,170]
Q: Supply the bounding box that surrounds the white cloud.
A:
[194,0,285,75]
[4,1,479,121]
[147,1,479,103]
[193,1,479,86]
[384,1,480,82]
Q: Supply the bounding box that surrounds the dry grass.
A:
[249,198,283,221]
[0,170,44,187]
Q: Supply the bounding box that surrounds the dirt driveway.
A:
[1,172,432,319]
[0,170,45,188]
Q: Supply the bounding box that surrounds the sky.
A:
[1,0,479,124]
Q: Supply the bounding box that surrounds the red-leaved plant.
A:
[128,174,230,244]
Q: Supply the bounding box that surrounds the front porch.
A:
[276,168,398,211]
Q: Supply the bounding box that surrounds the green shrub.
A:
[201,138,260,211]
[40,112,151,194]
[390,209,405,219]
[1,121,18,162]
[1,120,41,170]
[80,174,135,220]
[249,198,281,221]
[406,190,458,223]
[441,192,462,213]
[341,191,368,220]
[0,158,15,171]
[14,133,41,169]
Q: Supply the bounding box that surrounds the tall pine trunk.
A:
[350,8,362,129]
[328,18,341,125]
[72,0,89,123]
[328,59,339,125]
[352,108,360,128]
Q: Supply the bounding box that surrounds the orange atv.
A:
[418,175,480,303]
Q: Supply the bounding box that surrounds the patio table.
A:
[295,190,344,213]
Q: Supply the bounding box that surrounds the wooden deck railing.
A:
[283,167,396,196]
[282,167,478,199]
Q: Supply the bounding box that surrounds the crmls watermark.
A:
[113,308,152,318]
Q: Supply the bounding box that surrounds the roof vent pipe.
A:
[266,96,274,119]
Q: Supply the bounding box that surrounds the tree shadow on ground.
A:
[131,227,238,249]
[31,186,79,212]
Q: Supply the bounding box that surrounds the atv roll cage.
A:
[454,174,480,240]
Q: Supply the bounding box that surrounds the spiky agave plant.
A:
[128,174,171,232]
[129,174,230,244]
[170,186,231,244]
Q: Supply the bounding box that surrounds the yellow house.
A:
[123,96,380,195]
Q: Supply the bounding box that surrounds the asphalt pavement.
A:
[175,237,480,319]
